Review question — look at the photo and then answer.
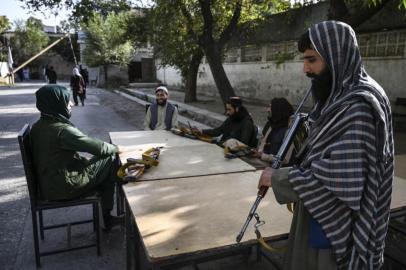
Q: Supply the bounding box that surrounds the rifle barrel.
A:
[235,87,312,243]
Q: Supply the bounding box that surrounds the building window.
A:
[224,48,239,63]
[241,45,262,62]
[359,30,406,58]
[266,41,296,62]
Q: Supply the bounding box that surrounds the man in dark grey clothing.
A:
[199,97,257,148]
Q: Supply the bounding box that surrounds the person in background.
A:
[144,86,178,130]
[43,65,48,82]
[79,65,89,87]
[254,97,294,164]
[70,67,86,106]
[197,97,258,148]
[47,66,57,84]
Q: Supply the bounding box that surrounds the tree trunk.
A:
[184,49,204,103]
[204,43,236,105]
[104,64,108,87]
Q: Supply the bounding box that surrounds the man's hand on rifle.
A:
[191,127,202,135]
[251,149,262,158]
[258,167,273,189]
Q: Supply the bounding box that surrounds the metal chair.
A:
[18,124,101,267]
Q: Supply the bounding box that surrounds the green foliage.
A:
[150,0,201,78]
[151,0,288,76]
[122,9,150,47]
[356,0,406,9]
[82,12,134,67]
[10,17,49,64]
[0,16,11,61]
[50,34,80,63]
[0,16,10,33]
[19,0,132,24]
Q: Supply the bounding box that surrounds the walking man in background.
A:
[70,67,86,106]
[47,66,57,84]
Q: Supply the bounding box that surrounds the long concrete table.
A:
[110,130,256,181]
[110,131,406,269]
[124,171,291,260]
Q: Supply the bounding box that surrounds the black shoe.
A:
[103,214,124,232]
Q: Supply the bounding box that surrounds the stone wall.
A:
[156,29,406,106]
[97,64,129,87]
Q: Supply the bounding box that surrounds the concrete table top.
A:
[123,173,406,262]
[391,176,406,210]
[110,130,208,148]
[110,130,256,181]
[123,171,292,261]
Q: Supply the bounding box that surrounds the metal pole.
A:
[12,33,69,75]
[67,33,78,66]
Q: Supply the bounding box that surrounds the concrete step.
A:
[128,82,158,88]
[118,87,227,128]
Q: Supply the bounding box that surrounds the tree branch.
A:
[179,2,198,42]
[219,0,242,47]
[198,0,214,44]
[328,0,391,28]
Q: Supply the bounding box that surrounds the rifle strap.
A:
[255,229,287,253]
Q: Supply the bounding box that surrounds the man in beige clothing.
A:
[144,86,178,130]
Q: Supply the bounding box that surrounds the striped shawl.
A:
[288,21,394,269]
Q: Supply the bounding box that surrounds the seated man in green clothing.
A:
[31,85,123,231]
[194,97,257,148]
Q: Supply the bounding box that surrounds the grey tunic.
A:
[272,168,337,270]
[144,103,179,131]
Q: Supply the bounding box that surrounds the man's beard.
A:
[157,99,167,106]
[307,68,332,106]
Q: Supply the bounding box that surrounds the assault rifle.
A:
[236,88,312,243]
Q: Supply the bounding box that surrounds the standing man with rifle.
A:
[256,21,394,269]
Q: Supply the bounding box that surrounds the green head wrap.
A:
[35,85,72,124]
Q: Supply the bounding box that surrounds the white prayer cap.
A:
[155,86,169,95]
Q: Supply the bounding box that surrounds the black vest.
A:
[149,103,176,130]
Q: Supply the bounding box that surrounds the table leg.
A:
[126,199,133,270]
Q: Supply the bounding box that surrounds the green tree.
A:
[328,0,397,27]
[0,16,10,33]
[50,34,80,63]
[82,11,135,86]
[150,2,204,102]
[10,17,49,64]
[0,16,11,62]
[151,0,291,105]
[19,0,132,24]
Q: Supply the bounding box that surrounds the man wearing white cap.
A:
[144,85,178,130]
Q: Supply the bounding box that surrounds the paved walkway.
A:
[0,82,280,270]
[1,82,405,269]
